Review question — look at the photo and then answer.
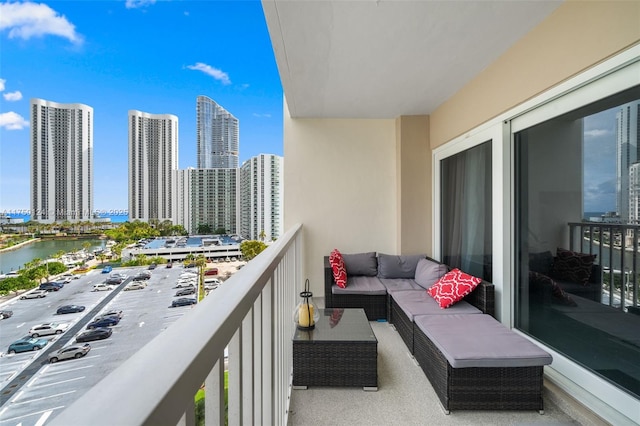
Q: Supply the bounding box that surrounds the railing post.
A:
[204,353,226,426]
[242,309,255,425]
[228,328,242,425]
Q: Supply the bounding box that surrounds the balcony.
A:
[49,223,602,425]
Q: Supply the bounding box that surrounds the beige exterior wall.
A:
[283,100,397,295]
[430,1,640,148]
[396,115,431,255]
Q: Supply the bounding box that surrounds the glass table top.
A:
[292,308,377,342]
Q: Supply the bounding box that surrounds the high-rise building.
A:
[615,100,640,222]
[175,168,239,235]
[239,154,283,241]
[128,110,179,223]
[196,96,239,169]
[30,98,93,223]
[629,163,640,224]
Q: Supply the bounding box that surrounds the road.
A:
[0,265,204,426]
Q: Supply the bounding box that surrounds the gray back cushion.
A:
[414,258,448,289]
[342,252,378,276]
[377,253,426,279]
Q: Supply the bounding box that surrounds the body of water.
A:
[2,212,129,223]
[0,238,106,274]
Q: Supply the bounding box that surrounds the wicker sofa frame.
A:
[413,320,545,413]
[324,253,547,414]
[324,256,387,320]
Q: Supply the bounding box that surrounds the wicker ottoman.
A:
[413,314,552,413]
[292,308,378,390]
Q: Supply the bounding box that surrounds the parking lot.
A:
[0,264,203,426]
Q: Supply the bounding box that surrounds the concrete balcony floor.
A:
[287,320,608,426]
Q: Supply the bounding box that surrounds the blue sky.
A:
[0,0,283,213]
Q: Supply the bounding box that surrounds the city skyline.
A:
[0,1,283,212]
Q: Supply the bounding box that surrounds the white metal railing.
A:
[50,224,302,426]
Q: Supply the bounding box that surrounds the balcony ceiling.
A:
[262,0,562,119]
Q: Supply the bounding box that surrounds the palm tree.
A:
[195,254,208,294]
[259,230,266,242]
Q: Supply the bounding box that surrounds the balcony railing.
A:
[569,221,640,312]
[51,223,302,426]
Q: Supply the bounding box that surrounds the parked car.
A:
[86,317,120,329]
[48,343,91,363]
[204,268,219,276]
[174,282,196,289]
[124,282,145,291]
[56,304,86,314]
[111,272,128,279]
[171,297,197,307]
[204,283,219,291]
[39,282,63,292]
[92,283,115,292]
[20,289,48,299]
[76,328,112,343]
[99,309,123,319]
[7,337,49,354]
[105,277,124,285]
[133,273,151,281]
[29,322,70,337]
[148,263,157,270]
[101,265,112,273]
[60,276,73,284]
[166,263,173,268]
[175,287,196,297]
[0,310,13,319]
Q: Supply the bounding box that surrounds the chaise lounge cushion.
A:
[414,314,553,368]
[342,252,378,276]
[377,253,426,279]
[331,276,387,295]
[393,290,481,321]
[414,258,449,289]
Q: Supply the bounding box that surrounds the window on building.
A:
[440,141,492,281]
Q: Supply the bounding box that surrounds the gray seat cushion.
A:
[379,278,424,292]
[414,314,553,368]
[332,276,387,295]
[393,290,481,321]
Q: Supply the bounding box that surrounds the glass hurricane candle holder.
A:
[294,279,319,330]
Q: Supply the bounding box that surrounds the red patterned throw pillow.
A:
[427,268,482,309]
[329,249,347,288]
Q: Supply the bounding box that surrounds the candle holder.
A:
[294,279,319,330]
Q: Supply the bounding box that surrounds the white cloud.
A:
[186,63,231,85]
[584,129,612,138]
[3,90,22,101]
[125,0,156,10]
[0,78,5,91]
[0,1,83,44]
[0,111,29,130]
[252,113,272,118]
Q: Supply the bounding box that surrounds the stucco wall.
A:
[283,100,397,295]
[430,1,640,148]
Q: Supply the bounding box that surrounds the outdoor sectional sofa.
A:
[324,251,552,413]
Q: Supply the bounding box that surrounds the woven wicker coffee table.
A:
[292,308,378,391]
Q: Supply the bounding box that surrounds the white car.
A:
[110,273,128,279]
[29,322,70,337]
[93,283,115,292]
[20,289,48,299]
[124,282,146,291]
[175,282,196,288]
